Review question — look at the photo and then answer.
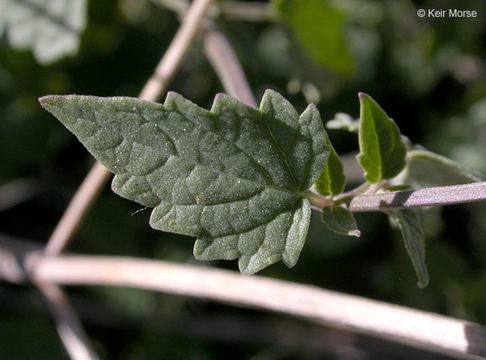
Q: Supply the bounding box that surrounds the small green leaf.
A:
[40,90,329,274]
[388,209,429,288]
[357,93,407,183]
[274,0,355,76]
[326,113,359,133]
[399,149,484,187]
[0,0,87,64]
[321,206,360,237]
[314,132,345,196]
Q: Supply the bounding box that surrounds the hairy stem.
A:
[309,181,486,212]
[349,181,486,212]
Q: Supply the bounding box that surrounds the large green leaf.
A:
[314,131,345,196]
[388,209,429,288]
[357,93,407,183]
[398,149,484,187]
[0,0,87,64]
[274,0,355,76]
[40,90,329,274]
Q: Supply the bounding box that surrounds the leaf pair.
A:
[330,93,427,287]
[40,90,329,275]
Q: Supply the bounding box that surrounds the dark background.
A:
[1,0,485,358]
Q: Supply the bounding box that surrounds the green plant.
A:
[39,87,484,289]
[2,0,486,359]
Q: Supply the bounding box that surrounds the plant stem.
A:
[44,0,213,257]
[348,181,486,212]
[309,181,486,212]
[24,253,485,360]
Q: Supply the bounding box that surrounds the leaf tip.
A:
[358,92,369,101]
[261,88,285,105]
[263,88,276,96]
[214,92,228,102]
[38,95,57,107]
[350,230,361,238]
[165,91,180,101]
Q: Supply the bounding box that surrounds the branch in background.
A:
[26,254,486,360]
[138,0,213,101]
[348,181,486,212]
[45,163,111,256]
[155,0,271,22]
[3,232,486,358]
[0,178,41,211]
[44,0,214,257]
[36,282,100,360]
[203,21,257,108]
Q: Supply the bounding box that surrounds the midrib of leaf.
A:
[366,108,382,180]
[208,198,302,238]
[169,108,306,200]
[172,100,290,190]
[113,104,307,235]
[262,105,300,189]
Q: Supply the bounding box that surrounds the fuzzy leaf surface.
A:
[40,90,328,274]
[321,206,360,237]
[315,131,345,196]
[0,0,87,64]
[357,93,407,183]
[388,209,429,288]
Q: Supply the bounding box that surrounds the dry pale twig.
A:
[27,254,486,360]
[203,21,257,108]
[45,163,110,256]
[3,233,486,359]
[36,282,100,360]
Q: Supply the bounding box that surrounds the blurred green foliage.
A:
[1,0,485,358]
